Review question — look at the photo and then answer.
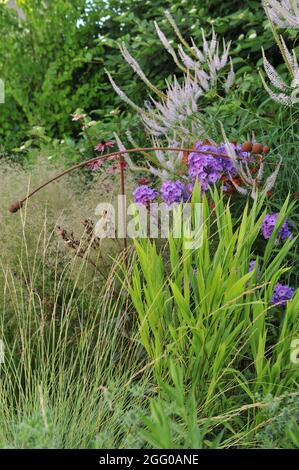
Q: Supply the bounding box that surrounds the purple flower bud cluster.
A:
[188,141,249,192]
[261,213,293,242]
[133,185,158,205]
[160,180,185,206]
[247,260,295,308]
[270,283,295,307]
[133,180,187,207]
[133,180,190,206]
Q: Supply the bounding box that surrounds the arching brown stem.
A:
[8,146,261,213]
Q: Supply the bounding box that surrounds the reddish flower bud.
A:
[242,141,253,152]
[262,146,270,154]
[252,143,263,154]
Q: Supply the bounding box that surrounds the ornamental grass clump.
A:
[127,188,298,389]
[126,187,298,445]
[1,156,137,295]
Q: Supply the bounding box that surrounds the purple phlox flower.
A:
[195,177,209,192]
[188,151,208,178]
[270,283,295,308]
[161,180,185,205]
[262,213,293,242]
[187,140,256,193]
[185,182,194,197]
[183,182,195,201]
[188,142,223,187]
[186,177,209,193]
[194,141,218,153]
[133,185,158,206]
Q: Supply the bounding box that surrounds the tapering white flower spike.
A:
[261,40,299,106]
[119,43,165,99]
[225,60,235,93]
[106,70,144,114]
[142,75,204,138]
[107,15,234,142]
[265,0,299,28]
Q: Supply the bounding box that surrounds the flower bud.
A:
[252,143,263,154]
[242,141,253,152]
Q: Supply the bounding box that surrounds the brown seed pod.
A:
[252,143,263,154]
[242,141,253,152]
[9,201,23,213]
[262,145,270,154]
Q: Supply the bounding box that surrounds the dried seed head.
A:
[242,141,253,152]
[262,145,270,154]
[252,143,263,154]
[9,201,23,213]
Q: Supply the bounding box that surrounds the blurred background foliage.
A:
[0,0,294,151]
